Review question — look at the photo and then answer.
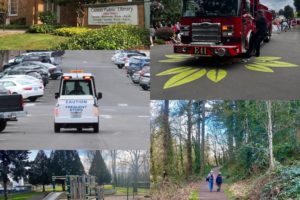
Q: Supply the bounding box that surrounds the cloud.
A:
[261,0,294,11]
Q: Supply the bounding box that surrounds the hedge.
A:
[54,27,91,37]
[56,24,150,50]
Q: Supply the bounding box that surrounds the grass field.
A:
[0,33,67,50]
[0,192,45,200]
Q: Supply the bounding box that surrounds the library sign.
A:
[88,5,138,25]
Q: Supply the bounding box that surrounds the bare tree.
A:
[266,101,275,171]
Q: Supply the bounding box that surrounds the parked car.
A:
[2,75,44,87]
[139,73,150,90]
[111,50,142,62]
[16,61,63,80]
[114,52,147,69]
[8,66,49,86]
[131,65,150,84]
[127,56,150,77]
[0,78,44,102]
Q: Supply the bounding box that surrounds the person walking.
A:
[206,170,214,192]
[243,10,268,57]
[216,172,223,192]
[150,25,156,47]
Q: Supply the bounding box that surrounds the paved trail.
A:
[199,168,228,200]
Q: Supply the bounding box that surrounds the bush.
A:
[260,163,300,200]
[57,24,150,50]
[54,27,91,37]
[39,11,57,25]
[27,24,55,33]
[10,17,26,25]
[154,39,166,45]
[155,27,174,41]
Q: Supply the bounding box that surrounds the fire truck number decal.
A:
[195,47,207,55]
[156,55,298,89]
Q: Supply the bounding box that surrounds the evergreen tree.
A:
[49,150,85,190]
[28,150,51,192]
[295,0,300,16]
[89,151,111,185]
[0,151,29,200]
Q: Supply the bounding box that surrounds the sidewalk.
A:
[199,167,228,200]
[0,29,26,36]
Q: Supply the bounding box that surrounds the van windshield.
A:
[62,80,93,95]
[182,0,240,17]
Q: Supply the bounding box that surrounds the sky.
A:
[261,0,294,11]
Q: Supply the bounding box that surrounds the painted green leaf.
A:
[163,69,207,89]
[256,61,298,68]
[156,67,193,76]
[255,57,281,61]
[159,54,192,63]
[206,69,227,83]
[246,64,274,72]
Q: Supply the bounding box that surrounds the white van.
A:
[54,71,102,133]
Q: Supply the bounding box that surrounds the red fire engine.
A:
[174,0,273,57]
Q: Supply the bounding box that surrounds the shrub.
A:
[27,24,55,33]
[154,39,166,45]
[39,11,57,25]
[10,17,26,25]
[260,163,300,200]
[155,27,174,41]
[57,24,150,50]
[54,27,91,37]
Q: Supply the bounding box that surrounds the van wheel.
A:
[142,85,149,91]
[54,123,60,133]
[93,123,99,133]
[28,97,38,102]
[117,65,123,69]
[0,120,7,133]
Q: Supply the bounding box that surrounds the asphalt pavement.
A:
[0,51,150,150]
[151,27,300,100]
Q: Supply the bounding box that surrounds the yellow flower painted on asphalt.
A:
[157,68,206,89]
[245,57,298,72]
[156,55,298,89]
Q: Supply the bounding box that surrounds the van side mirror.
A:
[97,92,102,100]
[55,93,59,99]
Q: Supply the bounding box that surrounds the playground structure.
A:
[52,175,104,200]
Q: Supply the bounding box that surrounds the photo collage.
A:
[1,0,300,199]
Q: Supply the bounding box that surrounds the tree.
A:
[89,151,111,185]
[186,100,193,177]
[28,150,51,192]
[128,150,146,193]
[110,150,118,188]
[51,0,97,26]
[284,5,294,19]
[0,151,29,200]
[49,150,85,190]
[279,9,284,16]
[200,101,206,176]
[295,0,300,17]
[266,101,275,171]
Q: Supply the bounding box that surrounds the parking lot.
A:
[0,51,150,149]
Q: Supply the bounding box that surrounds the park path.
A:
[0,29,26,36]
[199,167,228,200]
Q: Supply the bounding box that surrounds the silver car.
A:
[139,73,150,90]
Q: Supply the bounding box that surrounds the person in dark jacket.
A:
[216,172,223,192]
[243,10,268,57]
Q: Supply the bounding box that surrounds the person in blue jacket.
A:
[216,172,223,192]
[206,170,214,192]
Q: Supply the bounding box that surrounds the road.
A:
[151,27,300,100]
[0,51,150,150]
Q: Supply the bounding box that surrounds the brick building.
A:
[1,0,149,27]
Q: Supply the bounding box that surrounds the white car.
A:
[54,71,102,133]
[2,75,44,87]
[0,78,44,102]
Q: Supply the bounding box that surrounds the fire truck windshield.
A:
[182,0,240,17]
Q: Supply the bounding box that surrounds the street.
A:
[151,28,300,100]
[0,51,150,149]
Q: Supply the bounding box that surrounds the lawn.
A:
[0,33,67,50]
[0,192,45,200]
